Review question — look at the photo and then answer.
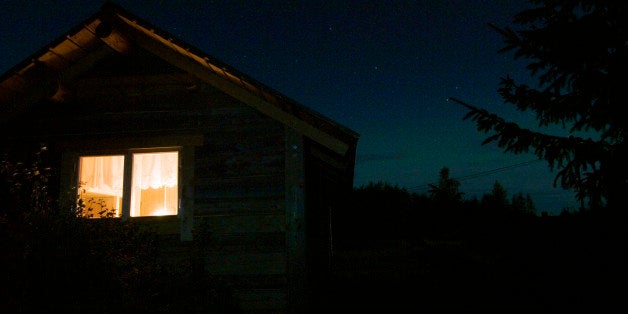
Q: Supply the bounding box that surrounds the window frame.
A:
[58,134,201,240]
[76,147,182,219]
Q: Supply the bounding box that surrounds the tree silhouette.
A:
[511,192,536,215]
[451,0,628,212]
[428,167,463,207]
[481,180,509,211]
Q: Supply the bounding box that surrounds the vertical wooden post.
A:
[59,152,78,213]
[179,146,195,241]
[121,153,133,221]
[285,127,307,313]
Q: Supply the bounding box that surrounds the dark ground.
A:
[323,213,626,313]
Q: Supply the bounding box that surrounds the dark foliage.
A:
[451,0,628,212]
[0,146,241,313]
[428,167,464,206]
[334,174,536,250]
[331,179,626,313]
[334,181,415,247]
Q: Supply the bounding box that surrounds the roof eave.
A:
[0,1,359,157]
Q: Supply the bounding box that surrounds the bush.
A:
[0,146,240,313]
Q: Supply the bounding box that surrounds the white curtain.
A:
[79,155,124,196]
[131,152,178,217]
[79,152,178,217]
[132,152,178,189]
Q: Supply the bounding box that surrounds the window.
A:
[78,155,124,218]
[77,150,179,218]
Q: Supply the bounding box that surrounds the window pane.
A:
[130,152,178,217]
[78,155,124,218]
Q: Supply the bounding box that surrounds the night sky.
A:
[0,1,579,214]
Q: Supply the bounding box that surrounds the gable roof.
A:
[0,2,358,156]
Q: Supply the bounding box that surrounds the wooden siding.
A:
[5,67,290,312]
[191,94,288,312]
[2,43,356,313]
[285,128,307,313]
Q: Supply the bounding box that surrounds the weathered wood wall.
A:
[72,69,291,312]
[2,47,354,313]
[192,89,288,313]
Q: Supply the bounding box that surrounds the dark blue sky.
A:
[0,1,580,214]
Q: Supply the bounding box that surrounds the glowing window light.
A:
[77,151,179,218]
[130,152,178,217]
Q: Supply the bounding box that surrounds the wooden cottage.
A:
[0,2,358,313]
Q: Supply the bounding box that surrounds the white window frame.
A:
[59,134,201,240]
[76,147,182,219]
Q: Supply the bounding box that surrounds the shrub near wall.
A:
[0,147,241,313]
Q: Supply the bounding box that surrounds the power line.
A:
[411,159,543,191]
[455,159,542,182]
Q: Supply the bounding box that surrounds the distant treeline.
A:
[332,167,584,249]
[330,168,625,313]
[330,178,625,313]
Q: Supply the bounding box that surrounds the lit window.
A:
[78,155,124,218]
[77,151,179,218]
[130,152,178,217]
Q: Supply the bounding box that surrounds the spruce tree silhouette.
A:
[450,2,626,311]
[481,180,509,212]
[451,0,628,213]
[428,167,463,209]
